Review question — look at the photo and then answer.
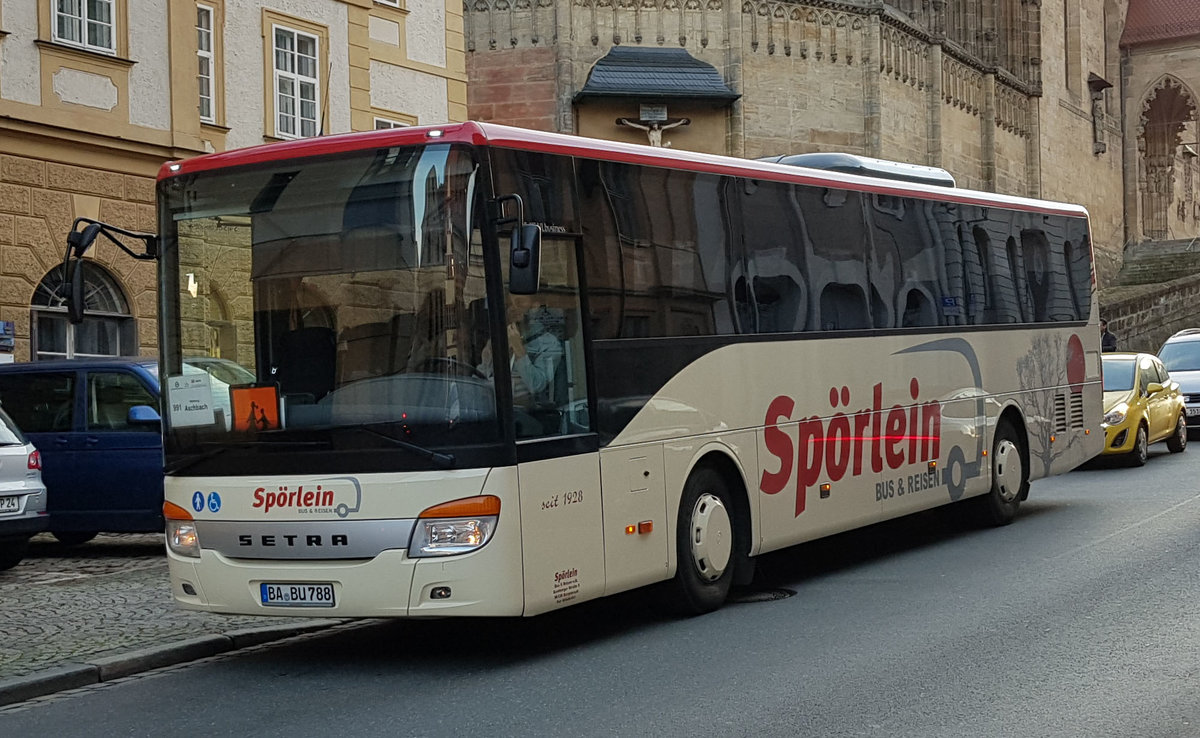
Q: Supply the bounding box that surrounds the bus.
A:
[62,122,1103,618]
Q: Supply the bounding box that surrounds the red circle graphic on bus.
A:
[1066,334,1085,394]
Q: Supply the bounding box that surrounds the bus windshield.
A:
[158,143,501,472]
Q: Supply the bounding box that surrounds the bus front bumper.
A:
[166,535,525,618]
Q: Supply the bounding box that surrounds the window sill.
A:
[373,1,409,15]
[35,39,136,68]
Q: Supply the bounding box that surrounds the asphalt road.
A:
[2,444,1199,737]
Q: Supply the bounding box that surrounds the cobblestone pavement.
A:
[0,532,337,681]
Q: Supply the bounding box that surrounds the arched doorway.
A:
[31,262,136,361]
[1137,76,1199,240]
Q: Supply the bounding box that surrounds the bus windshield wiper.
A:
[164,438,328,475]
[348,424,456,468]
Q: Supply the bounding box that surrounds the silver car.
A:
[1158,329,1200,435]
[0,405,48,571]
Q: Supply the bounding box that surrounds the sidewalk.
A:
[0,533,344,706]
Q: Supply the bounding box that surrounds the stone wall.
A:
[1098,276,1200,354]
[941,99,986,190]
[466,46,558,131]
[0,150,157,361]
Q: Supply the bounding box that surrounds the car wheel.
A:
[52,531,98,546]
[664,466,741,615]
[973,420,1027,526]
[1167,414,1188,454]
[0,538,29,571]
[1127,425,1149,467]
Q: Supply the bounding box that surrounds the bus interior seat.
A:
[752,275,807,333]
[818,283,870,331]
[94,384,129,430]
[277,326,336,401]
[900,287,939,327]
[337,321,395,382]
[870,286,892,329]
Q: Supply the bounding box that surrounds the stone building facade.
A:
[0,0,466,362]
[463,0,1189,303]
[1099,0,1200,352]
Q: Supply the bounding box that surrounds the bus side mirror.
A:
[509,224,542,295]
[66,256,86,324]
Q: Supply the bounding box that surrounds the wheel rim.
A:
[1179,418,1188,449]
[688,492,733,582]
[993,438,1023,503]
[1137,428,1148,461]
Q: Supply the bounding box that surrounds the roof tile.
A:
[1122,0,1200,46]
[575,46,740,102]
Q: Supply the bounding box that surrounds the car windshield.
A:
[1158,340,1200,372]
[1102,358,1135,391]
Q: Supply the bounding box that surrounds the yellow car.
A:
[1101,352,1187,465]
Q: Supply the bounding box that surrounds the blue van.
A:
[0,357,252,544]
[0,359,164,544]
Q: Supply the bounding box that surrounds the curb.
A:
[0,619,343,707]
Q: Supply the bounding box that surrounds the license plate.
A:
[0,496,20,514]
[260,583,335,608]
[1187,407,1200,417]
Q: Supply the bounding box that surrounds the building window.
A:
[273,25,320,139]
[197,4,216,123]
[32,262,134,361]
[54,0,116,54]
[374,0,402,7]
[374,117,408,130]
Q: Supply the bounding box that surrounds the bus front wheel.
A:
[975,421,1027,526]
[667,467,738,615]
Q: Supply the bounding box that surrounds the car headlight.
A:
[1104,404,1128,426]
[409,495,499,558]
[164,501,201,558]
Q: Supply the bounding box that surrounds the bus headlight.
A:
[167,519,201,558]
[164,500,200,558]
[1103,404,1128,426]
[409,495,500,558]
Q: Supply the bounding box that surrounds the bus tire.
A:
[1167,414,1187,454]
[974,420,1026,527]
[667,466,738,615]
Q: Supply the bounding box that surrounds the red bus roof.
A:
[158,121,1089,218]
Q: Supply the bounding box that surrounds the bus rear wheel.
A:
[974,420,1027,526]
[667,467,738,615]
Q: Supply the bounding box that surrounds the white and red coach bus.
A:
[62,122,1103,617]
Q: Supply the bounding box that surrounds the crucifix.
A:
[615,117,691,147]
